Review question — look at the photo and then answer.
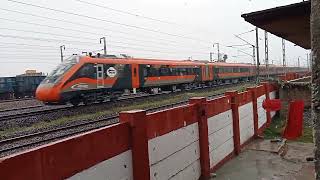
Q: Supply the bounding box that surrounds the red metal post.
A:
[261,82,272,125]
[247,87,259,137]
[189,97,210,179]
[119,110,150,180]
[225,91,241,155]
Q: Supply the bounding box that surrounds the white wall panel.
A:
[239,102,253,120]
[258,107,267,128]
[240,125,254,144]
[150,141,200,180]
[148,123,199,165]
[169,160,201,180]
[209,138,234,168]
[257,95,266,108]
[208,124,233,151]
[239,103,254,144]
[68,150,133,180]
[207,110,232,135]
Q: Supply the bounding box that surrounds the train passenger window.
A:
[160,67,170,76]
[171,68,177,76]
[143,68,148,77]
[233,68,239,73]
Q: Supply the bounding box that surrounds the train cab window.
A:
[76,63,96,79]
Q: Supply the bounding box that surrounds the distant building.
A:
[18,70,45,76]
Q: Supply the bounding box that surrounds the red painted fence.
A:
[0,82,280,180]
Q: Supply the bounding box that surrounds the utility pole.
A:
[209,52,214,62]
[255,27,260,81]
[311,0,320,179]
[60,45,65,62]
[282,39,286,75]
[100,37,107,55]
[298,57,300,68]
[306,53,310,71]
[265,31,269,78]
[213,43,220,61]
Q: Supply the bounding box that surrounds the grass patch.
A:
[264,116,313,143]
[296,126,313,143]
[264,116,285,139]
[0,83,255,139]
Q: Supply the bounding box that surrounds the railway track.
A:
[0,105,44,113]
[0,98,35,104]
[0,81,251,157]
[0,92,224,157]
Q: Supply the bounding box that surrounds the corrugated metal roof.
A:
[241,1,310,49]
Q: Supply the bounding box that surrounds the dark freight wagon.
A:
[0,75,46,100]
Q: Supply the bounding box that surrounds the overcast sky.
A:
[0,0,309,76]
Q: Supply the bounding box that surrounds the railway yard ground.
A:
[0,82,254,157]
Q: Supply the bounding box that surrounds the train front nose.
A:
[36,84,60,103]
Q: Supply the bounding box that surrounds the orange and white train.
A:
[36,54,307,105]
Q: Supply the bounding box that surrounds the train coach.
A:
[36,54,307,106]
[0,74,45,100]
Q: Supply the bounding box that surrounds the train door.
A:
[205,64,210,81]
[131,64,140,93]
[96,64,104,88]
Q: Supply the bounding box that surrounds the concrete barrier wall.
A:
[0,82,280,180]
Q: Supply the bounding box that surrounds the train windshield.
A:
[44,55,79,83]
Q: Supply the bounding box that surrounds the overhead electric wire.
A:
[0,8,184,46]
[0,34,99,45]
[74,0,218,39]
[0,33,209,57]
[0,16,211,53]
[0,27,210,54]
[73,0,179,26]
[7,0,211,44]
[0,42,100,52]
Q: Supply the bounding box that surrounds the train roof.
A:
[79,55,303,68]
[80,56,258,67]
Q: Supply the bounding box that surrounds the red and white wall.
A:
[0,83,279,180]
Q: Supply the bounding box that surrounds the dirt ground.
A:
[212,140,315,180]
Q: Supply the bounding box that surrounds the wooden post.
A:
[189,97,210,179]
[225,91,241,155]
[119,110,150,180]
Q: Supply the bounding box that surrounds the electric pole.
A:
[100,37,107,55]
[298,57,300,68]
[60,45,65,62]
[265,31,269,78]
[210,52,213,62]
[282,39,286,75]
[255,27,260,81]
[213,43,220,61]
